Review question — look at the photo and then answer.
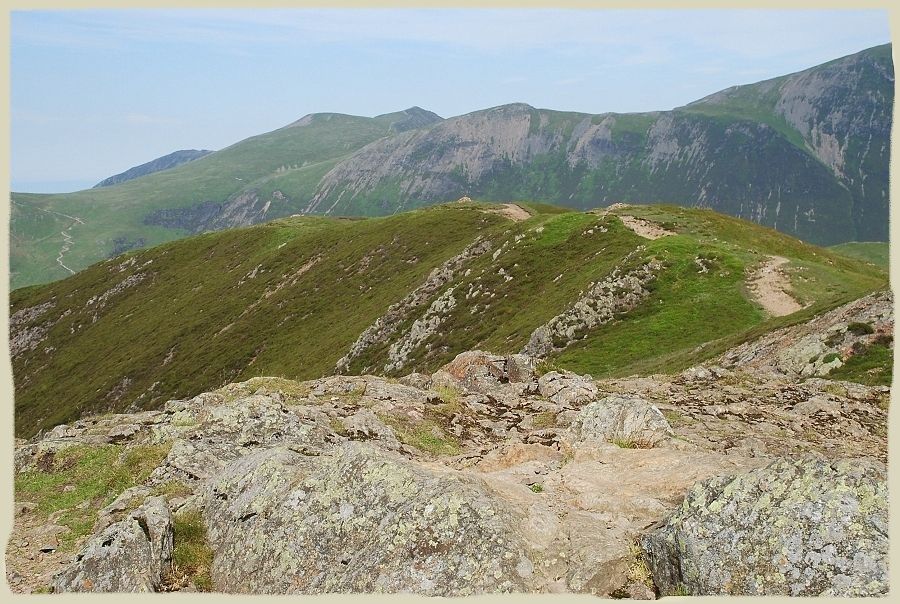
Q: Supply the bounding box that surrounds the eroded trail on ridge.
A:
[616,215,675,240]
[747,255,804,317]
[13,200,85,275]
[494,203,532,222]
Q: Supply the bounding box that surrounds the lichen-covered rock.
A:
[149,391,333,486]
[433,351,539,398]
[93,485,153,533]
[538,371,598,406]
[8,336,890,595]
[397,372,432,389]
[202,443,540,595]
[569,395,673,447]
[53,496,174,592]
[341,409,400,446]
[505,354,536,384]
[641,457,888,596]
[441,350,508,384]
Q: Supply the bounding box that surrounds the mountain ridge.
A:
[93,149,214,188]
[9,44,892,289]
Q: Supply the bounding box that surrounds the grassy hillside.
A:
[10,112,408,289]
[11,202,886,437]
[828,242,890,269]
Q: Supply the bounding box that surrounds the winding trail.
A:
[747,256,804,317]
[13,200,85,275]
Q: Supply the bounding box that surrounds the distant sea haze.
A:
[11,180,96,194]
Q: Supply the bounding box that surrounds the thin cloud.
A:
[14,9,887,59]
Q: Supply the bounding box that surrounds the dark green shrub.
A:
[848,322,875,335]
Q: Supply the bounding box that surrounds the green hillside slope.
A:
[11,202,886,437]
[829,242,890,269]
[10,109,440,289]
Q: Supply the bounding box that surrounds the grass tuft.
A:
[14,443,172,551]
[167,509,214,592]
[827,341,893,386]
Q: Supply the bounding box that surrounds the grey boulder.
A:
[53,496,174,592]
[642,457,888,596]
[202,443,539,595]
[537,371,598,406]
[569,395,673,447]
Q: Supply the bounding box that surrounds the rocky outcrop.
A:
[385,285,458,373]
[524,256,661,357]
[203,443,540,595]
[437,350,536,395]
[340,409,400,446]
[52,497,174,592]
[718,290,893,377]
[570,395,673,448]
[10,339,889,595]
[143,200,226,232]
[9,300,57,358]
[537,371,599,406]
[642,457,888,596]
[142,189,279,234]
[336,236,493,373]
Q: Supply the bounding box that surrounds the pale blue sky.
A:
[10,9,891,192]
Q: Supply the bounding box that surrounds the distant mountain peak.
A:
[375,106,443,133]
[93,149,214,188]
[10,44,892,291]
[493,102,536,112]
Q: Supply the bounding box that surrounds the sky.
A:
[10,9,891,193]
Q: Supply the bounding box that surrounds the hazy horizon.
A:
[11,9,890,193]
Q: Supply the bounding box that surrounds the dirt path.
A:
[484,203,531,222]
[57,228,78,274]
[5,505,81,593]
[747,256,804,316]
[592,204,674,239]
[498,203,531,221]
[617,215,675,240]
[13,200,85,275]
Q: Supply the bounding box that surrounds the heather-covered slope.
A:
[10,201,886,437]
